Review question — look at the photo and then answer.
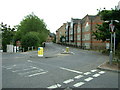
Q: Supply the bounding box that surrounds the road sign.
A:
[38,47,43,57]
[109,23,115,32]
[16,41,21,46]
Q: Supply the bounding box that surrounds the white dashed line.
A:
[12,67,37,72]
[5,65,17,69]
[84,77,93,82]
[27,71,48,77]
[93,74,100,77]
[84,72,91,75]
[47,84,61,89]
[59,67,82,74]
[91,69,97,72]
[73,82,85,87]
[99,71,105,74]
[27,60,32,62]
[74,75,83,79]
[18,69,44,75]
[63,79,74,84]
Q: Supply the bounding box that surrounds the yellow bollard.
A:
[66,47,69,53]
[38,47,43,57]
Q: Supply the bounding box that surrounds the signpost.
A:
[38,47,43,57]
[105,20,119,65]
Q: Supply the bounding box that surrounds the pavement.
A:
[97,61,120,73]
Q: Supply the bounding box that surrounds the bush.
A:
[21,32,40,51]
[102,49,109,55]
[116,43,120,59]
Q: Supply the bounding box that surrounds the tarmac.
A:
[2,49,120,73]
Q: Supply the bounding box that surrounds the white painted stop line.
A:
[74,75,83,79]
[93,74,100,77]
[47,84,61,89]
[84,77,93,82]
[73,82,85,87]
[63,79,74,84]
[84,72,91,75]
[99,71,105,74]
[91,69,97,72]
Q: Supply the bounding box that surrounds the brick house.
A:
[65,15,106,50]
[81,14,106,49]
[56,14,107,50]
[56,23,66,43]
[66,18,81,46]
[46,33,55,42]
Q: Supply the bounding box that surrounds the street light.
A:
[105,20,119,65]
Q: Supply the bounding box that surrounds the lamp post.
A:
[105,20,119,65]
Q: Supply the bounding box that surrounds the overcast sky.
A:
[0,0,119,33]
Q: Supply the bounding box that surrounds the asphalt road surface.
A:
[2,42,119,89]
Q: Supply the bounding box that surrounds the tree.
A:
[0,22,15,52]
[21,32,40,51]
[14,13,49,50]
[18,13,48,34]
[93,9,120,48]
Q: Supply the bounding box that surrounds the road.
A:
[2,42,119,89]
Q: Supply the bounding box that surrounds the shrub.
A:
[102,49,109,55]
[21,32,40,51]
[116,43,120,59]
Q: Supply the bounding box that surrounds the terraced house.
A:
[66,18,81,46]
[81,15,105,49]
[56,15,107,50]
[56,23,66,43]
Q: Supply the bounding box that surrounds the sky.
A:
[0,0,119,33]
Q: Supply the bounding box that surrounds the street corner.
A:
[97,61,120,73]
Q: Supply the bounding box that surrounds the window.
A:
[70,36,73,41]
[84,34,90,40]
[77,35,80,40]
[85,22,90,31]
[77,26,81,33]
[70,29,73,34]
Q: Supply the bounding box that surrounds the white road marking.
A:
[18,69,44,75]
[84,72,91,75]
[73,82,85,87]
[5,64,29,70]
[27,60,32,62]
[27,71,48,77]
[91,69,97,72]
[47,84,61,89]
[63,79,74,84]
[93,74,100,77]
[12,67,37,72]
[99,71,105,74]
[4,64,17,69]
[74,75,83,79]
[59,67,82,74]
[84,77,93,82]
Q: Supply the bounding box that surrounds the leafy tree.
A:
[21,32,40,51]
[0,23,15,52]
[93,9,120,48]
[18,13,48,34]
[14,13,49,50]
